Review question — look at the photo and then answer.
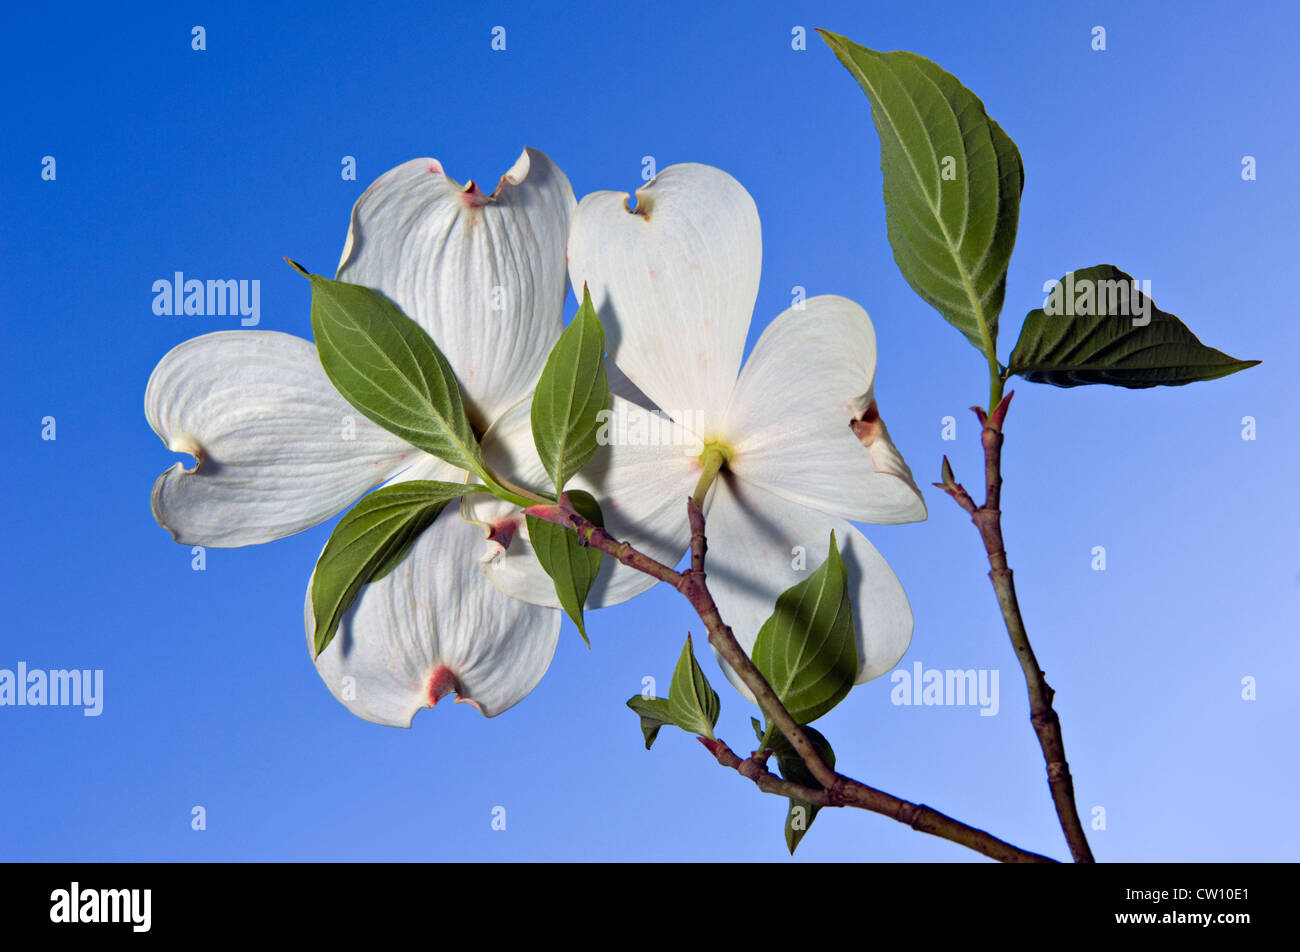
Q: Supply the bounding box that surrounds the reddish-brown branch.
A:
[682,498,840,790]
[939,392,1095,863]
[699,737,1055,863]
[526,494,1053,863]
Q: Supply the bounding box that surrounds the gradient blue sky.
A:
[3,0,1295,862]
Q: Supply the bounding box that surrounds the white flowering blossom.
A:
[560,163,929,697]
[146,148,674,726]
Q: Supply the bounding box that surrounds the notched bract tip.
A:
[460,180,490,208]
[849,401,882,445]
[426,665,486,716]
[624,188,654,220]
[427,665,460,705]
[168,437,207,475]
[467,147,542,207]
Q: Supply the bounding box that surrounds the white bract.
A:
[145,148,675,727]
[559,163,929,698]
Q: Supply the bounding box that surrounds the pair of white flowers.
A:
[145,147,927,728]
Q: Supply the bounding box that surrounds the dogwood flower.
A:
[146,148,679,727]
[559,163,929,699]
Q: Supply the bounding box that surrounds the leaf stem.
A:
[482,470,550,510]
[988,357,1005,414]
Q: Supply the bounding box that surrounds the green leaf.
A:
[531,285,611,491]
[310,481,479,658]
[1008,265,1261,388]
[766,724,837,855]
[293,264,487,479]
[753,714,837,853]
[820,32,1024,361]
[626,696,675,750]
[668,634,721,739]
[525,490,604,643]
[751,532,858,726]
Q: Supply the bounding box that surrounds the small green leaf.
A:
[751,532,858,726]
[820,32,1024,362]
[754,714,837,853]
[766,724,837,854]
[626,696,675,750]
[311,481,479,658]
[297,267,487,479]
[525,490,604,643]
[668,634,721,739]
[531,285,610,491]
[1008,265,1260,388]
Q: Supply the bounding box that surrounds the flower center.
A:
[692,441,732,506]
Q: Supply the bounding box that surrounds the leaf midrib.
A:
[834,41,997,361]
[772,566,834,704]
[318,302,482,473]
[545,317,601,487]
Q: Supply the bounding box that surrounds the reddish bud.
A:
[990,390,1015,430]
[522,495,573,525]
[697,736,724,757]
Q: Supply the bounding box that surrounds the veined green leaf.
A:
[768,724,837,855]
[751,532,857,726]
[626,696,675,750]
[525,489,604,643]
[668,634,721,739]
[531,285,610,491]
[310,481,481,658]
[292,262,486,479]
[821,32,1024,361]
[749,718,837,853]
[1008,265,1260,388]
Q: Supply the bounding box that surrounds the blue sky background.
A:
[2,0,1295,862]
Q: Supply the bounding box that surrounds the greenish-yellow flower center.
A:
[692,440,733,506]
